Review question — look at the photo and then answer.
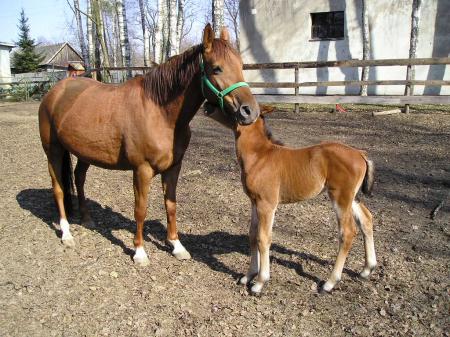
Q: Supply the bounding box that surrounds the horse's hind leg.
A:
[239,202,260,285]
[47,149,75,247]
[75,160,93,226]
[161,163,191,260]
[322,192,357,292]
[352,201,377,278]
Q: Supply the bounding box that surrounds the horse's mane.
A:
[261,115,284,146]
[143,40,239,105]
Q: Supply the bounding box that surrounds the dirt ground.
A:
[0,101,448,337]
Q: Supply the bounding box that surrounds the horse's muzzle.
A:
[237,104,259,125]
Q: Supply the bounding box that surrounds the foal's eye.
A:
[212,66,223,75]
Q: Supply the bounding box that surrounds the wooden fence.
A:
[242,57,450,112]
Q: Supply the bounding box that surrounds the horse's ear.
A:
[203,23,214,54]
[220,27,230,41]
[260,104,275,115]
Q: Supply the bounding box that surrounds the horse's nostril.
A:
[240,105,251,117]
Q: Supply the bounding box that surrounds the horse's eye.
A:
[213,66,222,75]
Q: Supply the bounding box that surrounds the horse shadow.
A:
[16,188,359,285]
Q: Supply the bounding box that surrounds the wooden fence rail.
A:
[242,57,450,111]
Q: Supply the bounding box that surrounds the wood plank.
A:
[248,80,450,88]
[255,95,450,105]
[243,57,450,70]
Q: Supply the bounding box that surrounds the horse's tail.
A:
[62,150,74,215]
[361,154,375,196]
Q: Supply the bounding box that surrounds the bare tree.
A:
[405,0,423,113]
[70,0,90,68]
[176,0,184,53]
[360,0,370,96]
[212,0,224,37]
[86,0,96,70]
[116,0,132,78]
[138,0,151,66]
[224,0,239,50]
[154,0,167,63]
[92,0,111,70]
[167,0,178,57]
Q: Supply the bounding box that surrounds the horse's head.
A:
[201,24,259,125]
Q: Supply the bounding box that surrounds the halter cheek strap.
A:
[200,59,249,112]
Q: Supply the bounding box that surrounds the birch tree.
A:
[116,0,132,78]
[167,0,178,57]
[92,0,111,74]
[154,0,167,63]
[212,0,224,37]
[139,0,151,66]
[176,0,184,53]
[73,0,90,68]
[86,0,95,70]
[404,0,423,113]
[360,0,370,96]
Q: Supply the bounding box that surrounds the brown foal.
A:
[38,25,259,265]
[205,104,376,294]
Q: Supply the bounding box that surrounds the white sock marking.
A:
[167,239,187,255]
[134,246,148,260]
[60,218,73,240]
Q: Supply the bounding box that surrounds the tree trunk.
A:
[167,0,178,57]
[224,0,239,50]
[139,0,151,66]
[176,0,184,53]
[86,0,95,72]
[360,0,370,96]
[404,0,423,113]
[154,0,167,63]
[73,0,89,68]
[116,0,132,79]
[92,0,111,81]
[212,0,224,37]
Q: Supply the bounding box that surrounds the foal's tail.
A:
[62,150,74,215]
[362,156,375,196]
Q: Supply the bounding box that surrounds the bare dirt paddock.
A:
[0,101,449,337]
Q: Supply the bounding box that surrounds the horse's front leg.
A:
[132,163,154,266]
[162,163,191,260]
[251,201,277,295]
[240,202,260,285]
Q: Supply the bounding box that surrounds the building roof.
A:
[0,42,16,50]
[34,42,82,66]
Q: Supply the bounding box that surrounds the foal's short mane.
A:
[261,115,284,146]
[143,40,239,105]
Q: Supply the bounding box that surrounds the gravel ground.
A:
[0,101,448,337]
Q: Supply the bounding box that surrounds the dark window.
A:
[311,11,344,40]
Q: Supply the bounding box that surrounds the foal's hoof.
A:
[62,237,75,248]
[250,282,264,296]
[319,281,335,294]
[133,255,150,267]
[359,266,376,279]
[173,250,191,260]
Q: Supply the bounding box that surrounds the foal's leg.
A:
[322,193,357,292]
[352,201,377,278]
[239,202,260,285]
[251,201,276,294]
[74,160,93,226]
[161,163,191,260]
[47,151,74,247]
[132,163,153,266]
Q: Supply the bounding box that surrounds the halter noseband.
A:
[200,58,249,113]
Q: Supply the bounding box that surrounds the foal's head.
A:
[201,24,259,125]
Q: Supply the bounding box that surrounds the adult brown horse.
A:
[38,24,259,266]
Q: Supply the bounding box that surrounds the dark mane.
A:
[261,115,284,146]
[143,40,239,105]
[143,45,203,104]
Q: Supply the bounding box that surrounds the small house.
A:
[0,42,15,86]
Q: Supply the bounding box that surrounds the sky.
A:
[0,0,72,44]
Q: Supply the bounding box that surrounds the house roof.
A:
[34,42,83,66]
[0,42,15,50]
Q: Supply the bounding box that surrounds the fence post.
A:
[294,66,299,113]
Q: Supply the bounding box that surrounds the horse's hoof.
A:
[320,281,334,294]
[250,282,264,296]
[359,266,375,279]
[173,250,191,260]
[133,255,150,267]
[239,276,249,285]
[62,237,75,248]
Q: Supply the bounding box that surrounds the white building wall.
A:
[240,0,450,95]
[0,45,14,86]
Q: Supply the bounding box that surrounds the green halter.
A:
[200,59,249,112]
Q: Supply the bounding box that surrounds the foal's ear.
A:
[260,104,275,115]
[220,27,230,41]
[203,23,214,54]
